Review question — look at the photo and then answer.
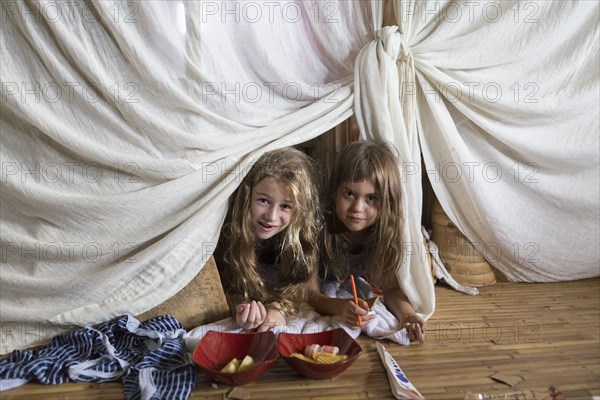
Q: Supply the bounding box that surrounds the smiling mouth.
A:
[258,221,277,230]
[348,216,364,222]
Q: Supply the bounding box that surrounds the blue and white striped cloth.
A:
[0,315,196,400]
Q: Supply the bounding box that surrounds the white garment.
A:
[184,295,410,354]
[320,277,410,345]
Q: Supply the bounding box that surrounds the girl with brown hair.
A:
[309,140,426,342]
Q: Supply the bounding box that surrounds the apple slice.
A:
[220,357,240,373]
[237,355,254,372]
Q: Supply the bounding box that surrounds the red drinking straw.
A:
[350,275,362,326]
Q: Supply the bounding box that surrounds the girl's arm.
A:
[383,280,427,343]
[236,301,267,330]
[256,302,287,332]
[307,275,373,327]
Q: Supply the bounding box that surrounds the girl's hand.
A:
[340,298,374,328]
[235,300,267,330]
[402,314,427,343]
[257,308,287,332]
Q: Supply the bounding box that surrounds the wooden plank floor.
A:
[2,278,599,400]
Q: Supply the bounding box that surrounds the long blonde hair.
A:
[220,147,322,315]
[322,140,404,288]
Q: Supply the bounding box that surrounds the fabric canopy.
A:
[1,0,598,354]
[0,0,373,353]
[405,0,599,281]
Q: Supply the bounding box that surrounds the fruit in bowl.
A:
[192,331,278,386]
[278,328,362,379]
[290,343,349,364]
[220,355,254,373]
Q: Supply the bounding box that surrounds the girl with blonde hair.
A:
[309,140,426,342]
[215,147,322,331]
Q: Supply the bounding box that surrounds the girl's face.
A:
[250,177,294,240]
[335,180,380,233]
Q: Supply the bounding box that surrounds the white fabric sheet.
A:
[184,273,413,354]
[0,0,371,353]
[355,0,598,287]
[403,0,600,281]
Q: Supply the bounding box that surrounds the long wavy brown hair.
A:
[321,140,404,289]
[220,147,322,316]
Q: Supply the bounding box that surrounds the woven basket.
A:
[432,200,496,287]
[422,236,437,284]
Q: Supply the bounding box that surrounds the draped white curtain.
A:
[398,0,599,282]
[352,0,598,305]
[354,23,435,314]
[1,0,598,354]
[0,0,372,353]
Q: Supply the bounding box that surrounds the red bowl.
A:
[192,330,279,386]
[277,328,362,380]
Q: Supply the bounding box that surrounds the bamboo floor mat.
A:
[2,278,598,400]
